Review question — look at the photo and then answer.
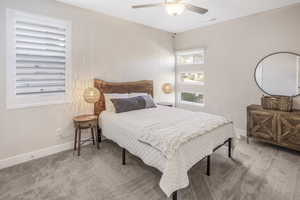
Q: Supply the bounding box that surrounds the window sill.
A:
[6,99,72,110]
[176,63,204,67]
[179,82,205,86]
[179,101,205,107]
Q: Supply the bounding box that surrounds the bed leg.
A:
[207,155,211,176]
[122,148,126,165]
[98,128,102,143]
[95,128,100,149]
[228,138,232,158]
[172,191,177,200]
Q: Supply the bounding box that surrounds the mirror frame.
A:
[254,51,300,97]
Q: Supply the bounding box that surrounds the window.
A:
[180,92,204,104]
[176,49,205,106]
[180,72,205,85]
[177,49,205,65]
[6,9,72,109]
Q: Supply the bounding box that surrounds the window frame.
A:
[178,71,205,86]
[176,48,205,65]
[176,48,206,107]
[179,91,205,106]
[6,9,72,109]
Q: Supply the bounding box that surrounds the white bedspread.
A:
[100,106,236,197]
[138,109,231,159]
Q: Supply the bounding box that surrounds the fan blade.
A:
[184,4,208,14]
[132,3,165,9]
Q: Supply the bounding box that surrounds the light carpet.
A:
[0,139,300,200]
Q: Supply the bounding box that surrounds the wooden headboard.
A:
[94,79,154,116]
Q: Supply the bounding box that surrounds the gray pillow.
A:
[110,96,146,113]
[141,95,156,108]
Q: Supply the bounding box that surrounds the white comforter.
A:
[100,106,236,197]
[138,109,231,159]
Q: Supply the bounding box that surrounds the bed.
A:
[94,79,236,200]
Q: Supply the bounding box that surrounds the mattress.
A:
[100,106,236,197]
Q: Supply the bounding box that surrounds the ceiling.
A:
[56,0,300,33]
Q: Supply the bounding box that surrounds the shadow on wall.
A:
[71,79,95,115]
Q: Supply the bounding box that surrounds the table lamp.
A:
[162,83,173,94]
[83,87,100,104]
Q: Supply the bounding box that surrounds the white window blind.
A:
[6,9,72,108]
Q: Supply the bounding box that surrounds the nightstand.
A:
[73,114,99,156]
[157,102,174,107]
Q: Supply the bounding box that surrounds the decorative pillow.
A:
[104,93,129,112]
[129,93,157,108]
[110,96,146,113]
[140,95,156,108]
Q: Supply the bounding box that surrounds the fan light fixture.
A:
[165,3,185,16]
[132,0,208,17]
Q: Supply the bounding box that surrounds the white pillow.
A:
[104,93,129,112]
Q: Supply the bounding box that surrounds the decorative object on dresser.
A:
[261,95,293,112]
[247,105,300,152]
[248,51,300,151]
[73,114,99,156]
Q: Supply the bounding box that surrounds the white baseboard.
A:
[234,127,247,138]
[0,127,244,170]
[0,138,91,170]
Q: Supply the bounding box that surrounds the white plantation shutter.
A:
[6,9,72,108]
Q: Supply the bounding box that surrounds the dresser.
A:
[247,105,300,152]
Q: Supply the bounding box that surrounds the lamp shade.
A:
[83,87,100,104]
[162,83,173,94]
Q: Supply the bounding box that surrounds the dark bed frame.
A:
[119,138,232,200]
[94,79,233,200]
[121,138,232,200]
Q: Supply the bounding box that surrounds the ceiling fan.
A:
[132,0,208,16]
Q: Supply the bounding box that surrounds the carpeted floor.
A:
[0,139,300,200]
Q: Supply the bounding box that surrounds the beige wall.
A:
[2,0,299,163]
[0,0,175,160]
[174,4,300,131]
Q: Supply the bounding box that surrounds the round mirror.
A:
[255,52,300,96]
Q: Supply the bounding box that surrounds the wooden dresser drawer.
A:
[278,114,300,151]
[247,104,300,152]
[248,110,277,143]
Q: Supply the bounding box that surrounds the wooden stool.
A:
[73,114,99,156]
